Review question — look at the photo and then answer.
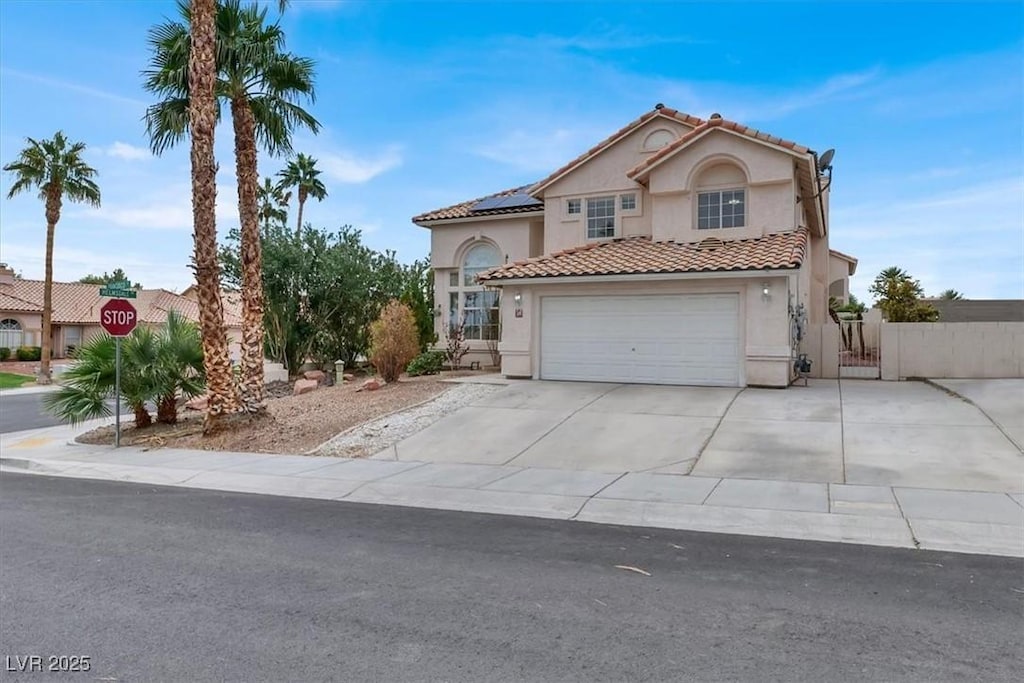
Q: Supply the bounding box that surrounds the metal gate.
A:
[838,319,880,379]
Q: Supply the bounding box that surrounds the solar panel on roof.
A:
[471,192,542,212]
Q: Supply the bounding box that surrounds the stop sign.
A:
[100,299,138,337]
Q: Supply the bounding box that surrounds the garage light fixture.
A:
[513,292,523,318]
[761,282,771,302]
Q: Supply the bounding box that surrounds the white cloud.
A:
[83,183,240,231]
[106,142,150,161]
[0,242,195,291]
[0,67,147,109]
[473,127,594,175]
[317,145,403,183]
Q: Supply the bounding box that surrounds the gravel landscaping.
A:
[76,372,495,455]
[315,382,504,458]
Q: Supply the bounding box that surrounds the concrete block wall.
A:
[881,322,1024,379]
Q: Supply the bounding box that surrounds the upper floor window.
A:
[566,198,581,216]
[620,193,637,211]
[586,196,616,239]
[698,189,745,229]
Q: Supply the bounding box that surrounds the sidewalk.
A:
[1,422,1021,558]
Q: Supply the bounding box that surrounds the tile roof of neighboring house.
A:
[627,115,813,181]
[530,106,705,194]
[478,229,809,282]
[0,279,243,327]
[412,185,545,223]
[0,290,41,312]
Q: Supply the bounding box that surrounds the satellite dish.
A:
[817,148,835,172]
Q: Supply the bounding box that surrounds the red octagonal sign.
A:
[100,298,138,337]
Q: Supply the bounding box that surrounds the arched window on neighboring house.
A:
[449,243,501,340]
[0,318,24,350]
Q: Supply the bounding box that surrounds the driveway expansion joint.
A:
[500,383,623,467]
[684,387,744,476]
[570,471,629,520]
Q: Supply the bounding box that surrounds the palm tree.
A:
[258,176,290,230]
[938,289,965,300]
[3,132,101,385]
[277,152,327,236]
[144,0,319,416]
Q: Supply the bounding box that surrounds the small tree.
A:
[368,300,419,383]
[938,289,964,300]
[444,315,470,370]
[869,266,939,322]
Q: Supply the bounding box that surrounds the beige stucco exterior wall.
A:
[428,216,536,367]
[647,132,797,243]
[497,274,794,387]
[541,118,697,254]
[880,323,1024,379]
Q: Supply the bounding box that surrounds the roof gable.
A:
[529,106,703,196]
[628,116,813,182]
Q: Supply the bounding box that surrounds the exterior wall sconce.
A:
[513,292,523,318]
[761,282,771,302]
[433,304,443,318]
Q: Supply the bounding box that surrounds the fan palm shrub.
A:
[43,311,205,427]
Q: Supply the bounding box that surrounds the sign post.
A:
[99,297,139,447]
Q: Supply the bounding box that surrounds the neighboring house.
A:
[413,105,855,388]
[0,263,243,359]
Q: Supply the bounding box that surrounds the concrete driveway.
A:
[379,379,1023,494]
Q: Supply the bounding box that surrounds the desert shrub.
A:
[368,300,420,383]
[443,317,470,369]
[0,347,10,361]
[16,346,41,361]
[406,350,445,377]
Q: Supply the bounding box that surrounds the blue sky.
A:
[1,0,1021,302]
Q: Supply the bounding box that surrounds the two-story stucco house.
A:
[413,105,856,388]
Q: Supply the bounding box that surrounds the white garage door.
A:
[540,294,741,386]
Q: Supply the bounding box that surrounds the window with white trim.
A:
[566,198,581,216]
[586,196,616,239]
[449,243,501,340]
[697,189,745,229]
[620,193,637,211]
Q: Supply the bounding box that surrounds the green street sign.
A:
[108,280,131,289]
[99,287,137,299]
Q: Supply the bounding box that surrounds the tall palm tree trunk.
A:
[189,0,239,433]
[295,187,306,237]
[231,97,266,413]
[38,190,61,385]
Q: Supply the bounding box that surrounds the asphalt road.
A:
[0,392,64,433]
[1,475,1021,682]
[0,393,123,434]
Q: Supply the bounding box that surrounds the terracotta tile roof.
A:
[413,185,544,223]
[0,289,40,312]
[1,279,242,327]
[531,106,704,194]
[628,115,812,180]
[478,229,809,282]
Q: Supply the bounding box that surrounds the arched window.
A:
[450,243,501,340]
[0,318,23,350]
[695,162,747,230]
